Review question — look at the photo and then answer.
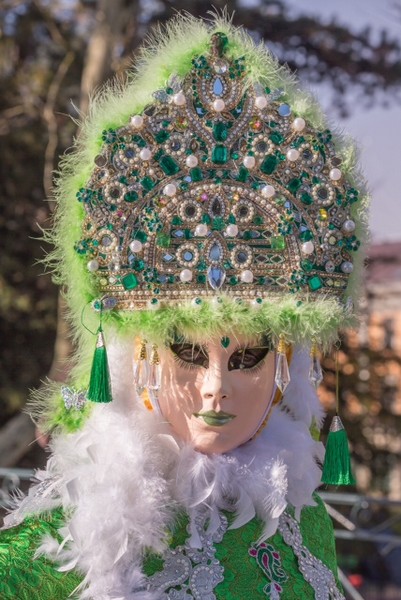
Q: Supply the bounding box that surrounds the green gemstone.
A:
[228,214,236,224]
[159,154,180,176]
[212,144,228,165]
[133,230,147,242]
[156,232,170,248]
[229,276,238,285]
[197,274,206,284]
[301,259,313,272]
[300,230,313,241]
[287,178,301,194]
[258,277,266,285]
[190,167,203,182]
[253,215,264,225]
[172,216,183,226]
[155,130,170,143]
[213,121,228,142]
[124,191,138,202]
[237,166,249,182]
[271,235,286,250]
[308,276,323,291]
[221,336,230,348]
[202,214,211,224]
[122,273,138,290]
[301,192,313,205]
[260,155,277,175]
[212,217,225,231]
[270,132,284,145]
[141,177,155,192]
[136,260,145,271]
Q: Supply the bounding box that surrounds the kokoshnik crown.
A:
[74,32,361,313]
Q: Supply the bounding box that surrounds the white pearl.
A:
[87,259,99,272]
[240,269,254,283]
[301,241,314,255]
[226,224,239,237]
[286,148,300,162]
[129,240,143,253]
[342,219,356,233]
[186,155,198,168]
[163,183,177,197]
[173,91,186,106]
[130,115,143,128]
[139,148,152,161]
[330,168,342,181]
[195,223,208,236]
[213,98,225,112]
[341,261,354,274]
[243,156,256,169]
[180,269,193,282]
[261,184,275,198]
[292,117,306,132]
[255,95,268,109]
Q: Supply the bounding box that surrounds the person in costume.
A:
[0,14,368,600]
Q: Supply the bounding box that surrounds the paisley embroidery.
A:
[146,508,226,599]
[249,542,287,599]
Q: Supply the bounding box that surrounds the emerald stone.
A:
[122,273,138,290]
[190,167,203,182]
[237,166,249,182]
[197,274,206,284]
[221,336,230,348]
[301,259,313,272]
[229,276,238,285]
[124,191,138,202]
[213,121,228,142]
[159,154,180,176]
[300,230,313,241]
[156,232,170,248]
[271,235,286,250]
[212,217,225,231]
[308,276,323,291]
[287,178,301,194]
[141,177,155,192]
[260,155,277,175]
[133,230,147,242]
[212,144,228,165]
[253,215,264,225]
[301,192,313,205]
[155,130,170,143]
[172,216,183,226]
[270,132,284,145]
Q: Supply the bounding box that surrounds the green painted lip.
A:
[193,410,236,427]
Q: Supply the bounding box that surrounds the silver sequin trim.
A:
[146,509,226,599]
[278,512,345,600]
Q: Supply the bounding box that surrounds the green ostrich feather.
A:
[33,13,369,433]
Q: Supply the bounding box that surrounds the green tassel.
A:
[321,416,355,486]
[87,327,112,403]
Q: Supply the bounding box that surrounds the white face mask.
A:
[157,335,276,454]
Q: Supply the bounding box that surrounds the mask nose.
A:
[200,366,231,409]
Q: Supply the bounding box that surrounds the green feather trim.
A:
[321,416,356,486]
[87,328,112,403]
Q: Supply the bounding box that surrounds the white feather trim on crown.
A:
[2,341,325,599]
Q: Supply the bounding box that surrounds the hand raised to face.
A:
[157,335,276,454]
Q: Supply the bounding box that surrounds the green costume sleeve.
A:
[0,511,82,600]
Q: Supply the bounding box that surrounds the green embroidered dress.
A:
[0,496,341,599]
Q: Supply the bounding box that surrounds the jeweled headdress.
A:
[49,15,368,362]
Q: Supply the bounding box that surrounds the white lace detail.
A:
[146,509,226,599]
[278,512,345,600]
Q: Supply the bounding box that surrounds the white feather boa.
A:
[4,345,325,599]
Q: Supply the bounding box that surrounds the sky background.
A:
[285,0,401,242]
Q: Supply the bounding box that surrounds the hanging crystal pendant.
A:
[309,343,323,388]
[275,336,291,393]
[148,344,162,391]
[134,340,149,395]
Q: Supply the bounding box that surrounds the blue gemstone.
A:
[207,266,226,290]
[183,251,194,261]
[213,77,224,96]
[172,230,184,237]
[158,274,168,283]
[163,253,174,262]
[278,103,291,117]
[102,297,118,310]
[209,243,222,262]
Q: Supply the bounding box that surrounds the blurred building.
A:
[320,241,401,496]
